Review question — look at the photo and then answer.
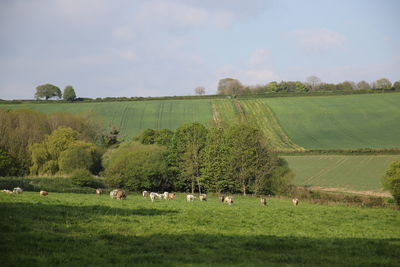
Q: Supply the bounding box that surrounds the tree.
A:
[392,81,400,90]
[357,80,371,90]
[103,142,171,191]
[305,76,322,91]
[63,85,76,101]
[35,84,62,100]
[374,78,392,89]
[382,160,400,205]
[195,86,205,95]
[217,78,244,95]
[224,124,277,196]
[167,122,208,193]
[336,81,356,91]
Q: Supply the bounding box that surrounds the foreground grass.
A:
[0,192,399,266]
[284,155,400,191]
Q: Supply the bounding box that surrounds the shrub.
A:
[382,160,400,205]
[71,169,100,188]
[59,141,103,174]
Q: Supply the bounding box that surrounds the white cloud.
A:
[289,28,347,52]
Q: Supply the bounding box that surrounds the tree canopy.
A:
[35,84,62,100]
[63,85,76,101]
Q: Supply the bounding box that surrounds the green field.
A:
[265,93,400,150]
[0,100,214,138]
[0,192,399,266]
[284,155,400,192]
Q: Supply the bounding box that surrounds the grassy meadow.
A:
[284,155,400,192]
[0,192,399,266]
[265,93,400,150]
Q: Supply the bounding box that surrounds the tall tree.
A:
[305,76,322,91]
[217,78,244,95]
[357,80,371,90]
[35,84,62,100]
[374,78,392,89]
[168,123,208,193]
[63,85,76,101]
[195,86,206,95]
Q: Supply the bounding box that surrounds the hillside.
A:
[1,93,400,150]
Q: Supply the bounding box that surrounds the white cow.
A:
[186,194,195,202]
[13,187,23,194]
[142,191,149,198]
[110,189,119,199]
[199,194,207,201]
[224,196,233,205]
[150,192,158,202]
[163,192,169,199]
[292,198,299,206]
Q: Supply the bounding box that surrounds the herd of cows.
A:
[1,187,300,206]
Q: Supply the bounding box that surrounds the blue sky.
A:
[0,0,399,99]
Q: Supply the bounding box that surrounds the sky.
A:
[0,0,399,99]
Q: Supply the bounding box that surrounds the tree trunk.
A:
[191,179,195,194]
[243,184,246,196]
[196,176,202,195]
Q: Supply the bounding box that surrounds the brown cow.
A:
[219,195,225,202]
[167,193,176,200]
[115,190,127,200]
[40,191,48,196]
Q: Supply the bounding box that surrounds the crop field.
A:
[0,100,214,138]
[0,192,399,266]
[240,99,303,151]
[284,155,400,192]
[265,93,400,150]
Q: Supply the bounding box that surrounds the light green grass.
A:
[0,192,399,266]
[0,100,214,138]
[265,93,400,149]
[211,99,237,125]
[284,155,400,191]
[240,99,303,151]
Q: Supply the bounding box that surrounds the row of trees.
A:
[217,77,400,95]
[35,84,77,101]
[105,123,293,195]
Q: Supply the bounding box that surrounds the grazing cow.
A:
[142,191,148,198]
[163,192,169,199]
[260,197,267,206]
[2,189,13,194]
[115,190,127,200]
[186,194,195,202]
[13,187,23,194]
[292,198,299,206]
[219,195,225,202]
[158,193,164,199]
[149,192,157,202]
[224,196,233,205]
[110,189,119,199]
[199,194,207,201]
[167,193,176,200]
[39,191,48,196]
[96,188,103,195]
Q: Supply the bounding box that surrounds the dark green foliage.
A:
[63,85,76,101]
[59,141,103,175]
[393,81,400,90]
[0,148,18,176]
[382,160,400,205]
[265,158,294,196]
[138,128,174,146]
[71,169,100,188]
[103,142,172,191]
[168,123,208,193]
[35,84,61,100]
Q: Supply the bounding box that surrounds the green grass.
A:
[284,155,400,191]
[0,192,399,266]
[0,100,214,138]
[265,93,400,150]
[240,99,303,151]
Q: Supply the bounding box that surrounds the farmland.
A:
[0,100,214,138]
[0,192,399,266]
[284,155,400,192]
[265,93,400,150]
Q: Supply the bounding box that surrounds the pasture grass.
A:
[285,155,400,192]
[0,192,399,266]
[265,93,400,150]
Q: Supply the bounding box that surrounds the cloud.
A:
[215,49,280,85]
[288,28,347,52]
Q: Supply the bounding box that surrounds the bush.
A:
[382,160,400,205]
[71,169,100,188]
[59,141,103,174]
[103,142,172,191]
